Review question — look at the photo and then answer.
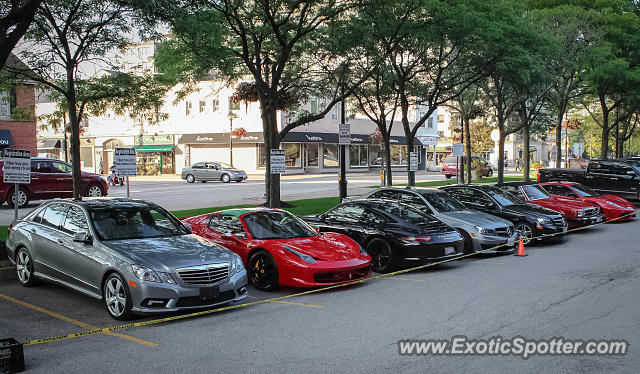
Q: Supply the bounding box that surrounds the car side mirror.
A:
[221,232,235,239]
[73,231,92,244]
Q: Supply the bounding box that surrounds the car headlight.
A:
[231,256,244,275]
[474,226,496,236]
[159,272,176,284]
[359,244,369,257]
[537,217,552,226]
[282,245,317,264]
[576,209,585,217]
[131,265,162,283]
[606,201,622,208]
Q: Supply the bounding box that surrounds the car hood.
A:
[101,234,235,271]
[275,232,361,261]
[599,195,636,208]
[503,203,561,218]
[546,197,598,209]
[439,210,511,229]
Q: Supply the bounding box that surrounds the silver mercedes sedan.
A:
[6,198,248,320]
[360,187,519,254]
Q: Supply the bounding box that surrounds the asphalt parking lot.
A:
[1,214,639,373]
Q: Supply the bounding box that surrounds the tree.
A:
[0,0,43,70]
[4,0,158,199]
[149,0,368,207]
[446,85,483,183]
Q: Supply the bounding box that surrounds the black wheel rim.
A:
[369,242,391,271]
[250,254,276,289]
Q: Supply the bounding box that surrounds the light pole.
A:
[228,111,237,167]
[337,65,350,202]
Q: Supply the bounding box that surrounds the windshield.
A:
[628,161,640,174]
[484,186,523,206]
[217,162,233,169]
[378,203,430,224]
[521,185,551,201]
[419,191,466,212]
[243,211,318,240]
[89,206,189,241]
[571,184,599,197]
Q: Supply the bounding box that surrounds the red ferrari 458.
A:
[182,208,372,291]
[541,182,636,222]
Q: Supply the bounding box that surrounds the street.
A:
[1,216,639,373]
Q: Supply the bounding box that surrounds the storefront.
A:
[133,135,176,175]
[37,138,62,159]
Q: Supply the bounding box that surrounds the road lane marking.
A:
[247,295,323,309]
[0,293,158,347]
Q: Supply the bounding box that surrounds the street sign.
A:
[338,123,351,145]
[2,149,31,184]
[417,136,438,146]
[452,143,464,157]
[114,148,137,176]
[409,152,419,172]
[270,149,286,174]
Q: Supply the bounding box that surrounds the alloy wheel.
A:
[186,174,195,183]
[221,174,231,183]
[367,240,392,272]
[88,185,103,197]
[11,190,28,207]
[16,250,32,284]
[105,277,127,318]
[515,223,534,245]
[249,253,277,290]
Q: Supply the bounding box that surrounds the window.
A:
[52,162,72,173]
[323,144,338,167]
[521,185,550,201]
[370,190,399,201]
[324,205,365,224]
[331,105,339,121]
[349,145,368,167]
[199,100,206,113]
[611,162,635,176]
[399,192,425,207]
[390,145,407,166]
[88,205,188,241]
[310,97,318,113]
[40,204,68,229]
[185,101,192,116]
[192,162,205,169]
[438,114,445,123]
[284,143,301,167]
[229,97,240,111]
[243,211,318,240]
[80,147,93,167]
[31,160,55,173]
[428,117,434,129]
[419,191,466,212]
[208,214,246,237]
[369,145,383,166]
[61,206,89,234]
[212,99,219,112]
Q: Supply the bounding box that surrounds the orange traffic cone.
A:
[514,237,527,257]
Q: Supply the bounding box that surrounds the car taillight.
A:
[402,236,432,241]
[537,173,540,182]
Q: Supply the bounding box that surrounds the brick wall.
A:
[0,84,37,153]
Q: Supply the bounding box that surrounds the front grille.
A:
[175,290,236,307]
[176,264,230,286]
[552,217,565,227]
[495,227,513,237]
[313,265,371,283]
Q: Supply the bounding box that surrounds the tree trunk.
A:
[497,129,506,184]
[601,126,610,161]
[261,98,280,208]
[555,111,563,168]
[383,139,392,186]
[400,93,414,186]
[66,74,82,200]
[520,104,531,182]
[464,117,472,184]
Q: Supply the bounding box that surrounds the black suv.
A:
[440,184,567,245]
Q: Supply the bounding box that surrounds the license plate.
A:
[445,247,455,255]
[199,286,219,301]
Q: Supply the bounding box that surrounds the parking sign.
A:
[270,149,286,174]
[339,123,351,145]
[2,149,31,184]
[114,148,137,176]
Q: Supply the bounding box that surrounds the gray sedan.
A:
[6,198,248,320]
[181,162,247,183]
[361,187,519,254]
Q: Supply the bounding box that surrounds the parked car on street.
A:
[360,187,518,254]
[540,182,636,221]
[182,208,371,291]
[304,199,464,273]
[537,159,640,200]
[499,181,605,228]
[181,162,247,183]
[0,158,108,208]
[6,198,248,320]
[442,156,493,179]
[441,184,568,245]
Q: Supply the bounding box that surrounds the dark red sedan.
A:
[541,182,636,222]
[182,208,372,291]
[500,182,606,228]
[0,158,108,208]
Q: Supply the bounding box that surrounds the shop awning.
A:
[0,130,12,147]
[178,132,264,144]
[132,144,175,152]
[37,139,61,149]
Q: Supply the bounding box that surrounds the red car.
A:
[442,156,493,179]
[541,182,636,222]
[500,182,606,228]
[182,208,372,291]
[0,158,108,208]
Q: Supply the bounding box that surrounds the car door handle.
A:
[30,228,37,234]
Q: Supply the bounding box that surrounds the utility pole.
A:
[339,84,348,201]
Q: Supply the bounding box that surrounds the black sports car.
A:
[440,185,567,245]
[303,199,464,273]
